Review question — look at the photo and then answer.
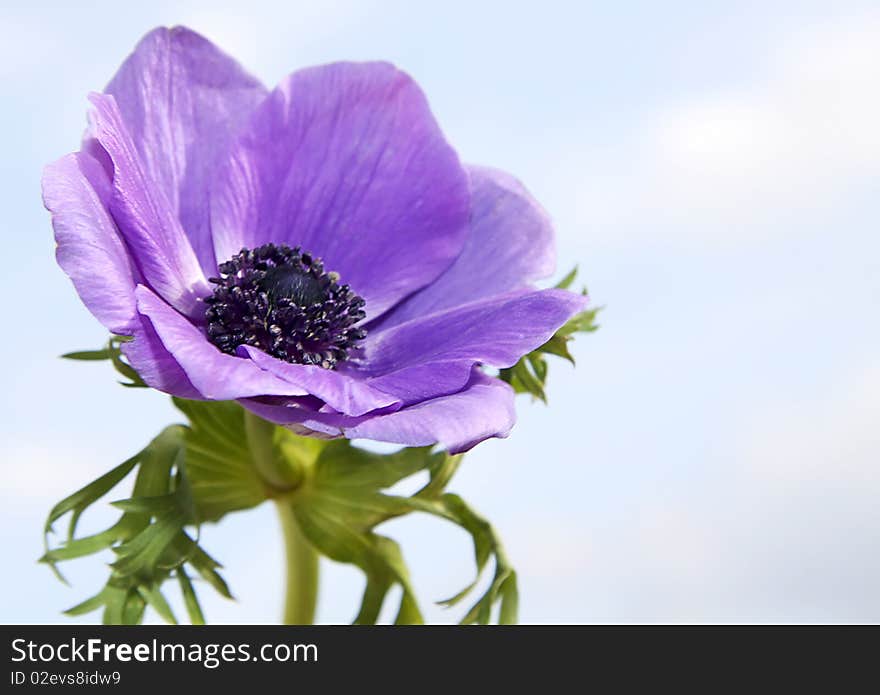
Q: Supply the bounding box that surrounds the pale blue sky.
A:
[1,0,878,623]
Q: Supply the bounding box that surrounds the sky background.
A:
[1,0,878,623]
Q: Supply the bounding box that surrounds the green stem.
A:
[276,501,320,625]
[243,410,318,624]
[243,410,302,490]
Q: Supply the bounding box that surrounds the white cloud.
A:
[742,363,880,486]
[506,361,880,621]
[575,11,880,244]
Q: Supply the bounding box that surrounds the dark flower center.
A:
[204,244,367,369]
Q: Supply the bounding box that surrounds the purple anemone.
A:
[43,27,587,453]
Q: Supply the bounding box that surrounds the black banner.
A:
[1,624,873,691]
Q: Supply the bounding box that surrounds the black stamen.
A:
[204,243,366,369]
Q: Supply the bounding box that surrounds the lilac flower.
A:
[43,27,586,453]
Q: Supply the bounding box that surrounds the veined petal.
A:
[211,61,470,319]
[105,26,267,276]
[362,289,588,376]
[365,361,475,405]
[347,371,516,453]
[87,93,211,319]
[374,165,556,330]
[242,370,516,453]
[42,151,138,334]
[122,315,201,399]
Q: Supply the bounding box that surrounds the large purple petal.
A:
[87,93,211,319]
[239,345,399,416]
[211,61,470,319]
[105,26,267,276]
[42,151,139,334]
[122,315,201,399]
[347,371,516,453]
[374,165,556,330]
[364,361,475,405]
[242,370,516,453]
[361,289,588,376]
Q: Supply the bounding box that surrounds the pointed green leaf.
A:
[62,337,146,387]
[121,590,147,625]
[138,585,177,625]
[44,454,140,542]
[538,335,575,364]
[554,265,579,289]
[499,573,519,625]
[177,568,206,626]
[179,537,233,600]
[61,349,114,361]
[63,591,109,617]
[557,307,600,337]
[417,453,463,498]
[43,423,231,625]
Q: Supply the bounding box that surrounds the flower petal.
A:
[365,361,475,405]
[242,369,516,453]
[133,285,400,414]
[122,315,201,399]
[347,371,516,453]
[42,151,138,334]
[87,93,211,318]
[211,61,470,319]
[238,345,400,417]
[361,289,588,376]
[238,397,355,437]
[374,165,556,330]
[134,285,311,400]
[105,26,267,276]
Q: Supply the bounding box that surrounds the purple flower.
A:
[43,27,586,453]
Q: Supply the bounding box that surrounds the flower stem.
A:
[243,410,302,490]
[276,500,319,625]
[243,410,318,624]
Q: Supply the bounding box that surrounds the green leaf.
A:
[121,589,147,625]
[61,349,114,361]
[64,591,110,617]
[554,265,579,290]
[42,426,231,624]
[61,336,146,387]
[289,441,447,624]
[138,584,177,625]
[172,398,269,521]
[417,453,463,499]
[286,437,516,624]
[499,573,519,625]
[43,453,140,547]
[46,367,521,625]
[177,537,233,599]
[558,307,601,338]
[294,502,425,624]
[177,568,206,625]
[399,492,516,622]
[538,335,575,364]
[500,357,548,402]
[314,442,442,491]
